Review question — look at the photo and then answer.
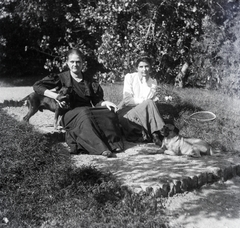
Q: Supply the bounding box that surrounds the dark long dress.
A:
[33,71,124,155]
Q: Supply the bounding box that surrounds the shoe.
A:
[159,125,168,137]
[69,146,87,155]
[113,148,122,153]
[152,132,162,147]
[101,150,112,158]
[70,149,80,155]
[69,145,79,154]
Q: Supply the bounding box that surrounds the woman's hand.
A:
[44,89,67,108]
[101,101,117,112]
[56,94,67,108]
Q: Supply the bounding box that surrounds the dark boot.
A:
[152,132,162,147]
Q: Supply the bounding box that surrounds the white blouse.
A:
[123,72,157,106]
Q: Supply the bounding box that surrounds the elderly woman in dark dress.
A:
[33,49,123,157]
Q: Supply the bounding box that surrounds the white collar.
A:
[72,77,83,82]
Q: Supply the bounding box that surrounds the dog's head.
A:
[161,124,179,138]
[58,86,73,110]
[59,86,72,96]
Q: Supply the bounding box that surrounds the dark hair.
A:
[135,55,152,68]
[66,48,84,61]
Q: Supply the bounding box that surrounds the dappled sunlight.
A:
[72,140,240,193]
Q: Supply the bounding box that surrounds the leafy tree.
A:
[188,0,240,91]
[0,0,240,95]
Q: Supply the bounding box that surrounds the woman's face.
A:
[67,53,83,74]
[137,61,151,79]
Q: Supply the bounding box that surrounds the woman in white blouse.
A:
[117,55,165,146]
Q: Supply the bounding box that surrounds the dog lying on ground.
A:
[159,124,213,157]
[21,87,72,129]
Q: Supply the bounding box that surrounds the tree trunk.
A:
[174,62,189,88]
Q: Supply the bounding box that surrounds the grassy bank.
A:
[0,108,167,227]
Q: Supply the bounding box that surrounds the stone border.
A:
[0,99,24,107]
[139,164,240,198]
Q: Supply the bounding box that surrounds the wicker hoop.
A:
[188,111,216,122]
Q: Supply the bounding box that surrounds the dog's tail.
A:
[19,94,30,106]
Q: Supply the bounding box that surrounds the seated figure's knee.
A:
[142,99,155,106]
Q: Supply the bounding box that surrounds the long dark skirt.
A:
[117,100,165,142]
[61,106,124,155]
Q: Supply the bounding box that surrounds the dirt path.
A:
[1,86,240,228]
[165,177,240,228]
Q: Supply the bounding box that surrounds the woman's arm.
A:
[33,73,62,96]
[123,73,143,106]
[33,74,67,106]
[90,81,105,107]
[43,89,59,99]
[90,81,117,111]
